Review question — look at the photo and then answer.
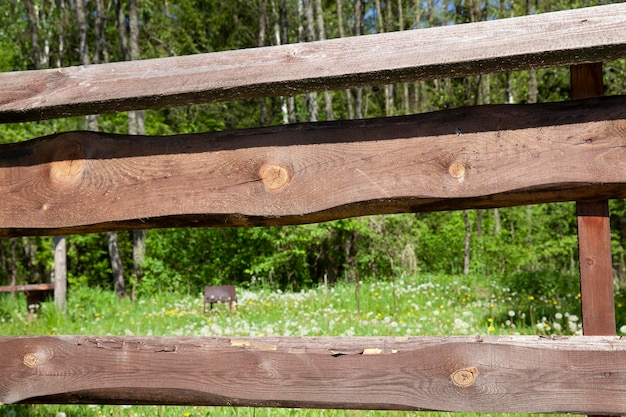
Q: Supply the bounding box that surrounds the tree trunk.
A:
[126,0,145,300]
[258,0,268,125]
[398,0,410,114]
[315,0,333,121]
[24,0,42,69]
[132,230,146,300]
[276,0,296,123]
[116,0,129,61]
[108,232,126,298]
[463,210,471,275]
[94,0,108,64]
[374,0,394,116]
[303,0,318,122]
[22,237,42,283]
[76,0,98,130]
[53,236,67,311]
[493,207,502,234]
[8,239,17,287]
[526,1,538,105]
[336,0,354,119]
[354,0,364,119]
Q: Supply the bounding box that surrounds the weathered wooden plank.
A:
[2,96,626,237]
[571,63,616,337]
[2,335,626,414]
[0,283,54,293]
[2,4,626,123]
[577,201,616,336]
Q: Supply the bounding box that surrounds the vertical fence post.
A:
[572,62,615,417]
[571,62,615,337]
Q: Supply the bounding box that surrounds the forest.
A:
[1,0,626,298]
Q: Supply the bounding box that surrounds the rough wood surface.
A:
[577,201,617,336]
[2,335,626,414]
[2,96,626,236]
[571,63,616,337]
[0,283,55,293]
[2,3,626,123]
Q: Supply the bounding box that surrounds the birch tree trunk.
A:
[54,236,67,311]
[315,0,333,120]
[398,0,410,114]
[127,0,145,300]
[336,0,354,119]
[108,232,126,298]
[258,0,268,125]
[303,0,318,122]
[354,0,364,119]
[24,0,68,307]
[76,0,99,131]
[463,211,471,275]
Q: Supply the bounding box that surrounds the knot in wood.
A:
[448,162,466,180]
[23,353,39,368]
[49,139,87,187]
[451,366,478,387]
[260,164,290,191]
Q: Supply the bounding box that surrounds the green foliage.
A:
[2,0,626,297]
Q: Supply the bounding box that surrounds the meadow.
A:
[0,272,607,417]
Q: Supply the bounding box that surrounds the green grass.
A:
[0,273,595,417]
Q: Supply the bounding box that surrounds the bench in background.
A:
[203,285,237,314]
[0,283,55,313]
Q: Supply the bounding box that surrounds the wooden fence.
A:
[2,3,626,414]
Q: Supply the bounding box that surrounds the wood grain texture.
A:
[2,3,626,123]
[2,335,626,413]
[577,203,616,330]
[2,96,626,236]
[571,64,616,338]
[0,283,54,293]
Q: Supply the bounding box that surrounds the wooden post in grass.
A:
[571,63,616,337]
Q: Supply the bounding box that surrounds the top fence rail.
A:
[1,3,626,123]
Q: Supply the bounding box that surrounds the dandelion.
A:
[555,312,563,320]
[508,310,515,317]
[487,317,493,323]
[488,326,495,332]
[529,295,535,301]
[620,325,626,334]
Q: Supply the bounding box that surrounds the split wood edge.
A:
[2,335,626,414]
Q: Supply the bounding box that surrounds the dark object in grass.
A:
[203,285,237,314]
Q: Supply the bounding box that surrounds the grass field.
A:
[0,272,595,417]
